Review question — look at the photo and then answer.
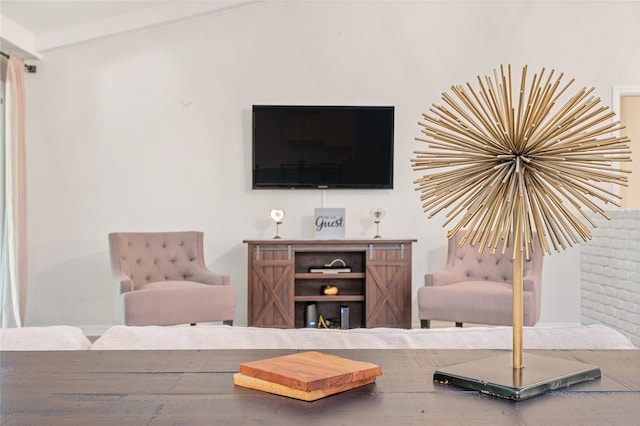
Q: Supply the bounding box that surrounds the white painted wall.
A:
[22,1,640,334]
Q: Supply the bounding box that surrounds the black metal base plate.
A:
[434,353,601,401]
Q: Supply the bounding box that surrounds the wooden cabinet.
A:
[244,239,415,329]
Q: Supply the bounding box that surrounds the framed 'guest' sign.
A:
[314,208,345,239]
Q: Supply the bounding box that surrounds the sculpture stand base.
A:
[434,353,601,401]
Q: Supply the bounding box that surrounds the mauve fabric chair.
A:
[108,231,236,326]
[418,233,543,328]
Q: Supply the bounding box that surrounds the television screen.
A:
[252,105,394,189]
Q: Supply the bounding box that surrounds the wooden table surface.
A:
[1,349,639,425]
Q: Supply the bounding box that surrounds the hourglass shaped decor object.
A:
[270,209,285,239]
[369,208,385,239]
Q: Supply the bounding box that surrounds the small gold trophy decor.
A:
[270,209,285,239]
[411,64,631,400]
[369,208,385,239]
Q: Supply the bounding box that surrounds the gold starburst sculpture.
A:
[411,64,631,400]
[412,64,631,257]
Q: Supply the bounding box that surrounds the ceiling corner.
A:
[0,13,42,60]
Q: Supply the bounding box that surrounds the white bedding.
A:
[90,324,636,350]
[0,325,93,351]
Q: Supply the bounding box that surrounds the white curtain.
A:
[1,56,28,328]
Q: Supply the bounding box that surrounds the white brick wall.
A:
[581,210,640,347]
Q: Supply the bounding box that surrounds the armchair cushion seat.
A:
[418,281,537,326]
[123,281,237,327]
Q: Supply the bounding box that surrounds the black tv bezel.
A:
[251,105,394,190]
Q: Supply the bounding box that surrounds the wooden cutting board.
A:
[233,351,383,401]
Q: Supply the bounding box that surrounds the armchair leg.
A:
[223,320,233,326]
[455,322,463,328]
[421,320,431,329]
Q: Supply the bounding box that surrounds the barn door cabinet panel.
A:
[244,240,415,329]
[365,243,413,328]
[246,244,294,328]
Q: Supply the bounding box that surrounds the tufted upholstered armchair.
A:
[418,232,543,328]
[108,231,236,326]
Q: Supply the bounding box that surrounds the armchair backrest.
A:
[109,231,207,290]
[447,232,543,284]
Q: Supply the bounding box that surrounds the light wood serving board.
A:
[233,351,383,401]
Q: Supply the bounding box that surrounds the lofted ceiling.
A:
[0,0,255,59]
[1,1,171,34]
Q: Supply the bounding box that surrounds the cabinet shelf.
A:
[294,295,365,303]
[294,272,365,279]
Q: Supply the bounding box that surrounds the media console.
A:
[244,239,415,329]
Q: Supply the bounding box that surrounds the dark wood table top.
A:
[1,349,639,425]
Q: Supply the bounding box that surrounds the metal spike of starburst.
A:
[412,64,631,258]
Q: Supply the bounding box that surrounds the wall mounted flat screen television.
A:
[252,105,394,189]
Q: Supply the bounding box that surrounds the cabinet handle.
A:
[368,243,406,259]
[254,245,292,260]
